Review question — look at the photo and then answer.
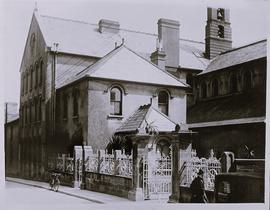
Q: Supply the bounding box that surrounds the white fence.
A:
[48,154,74,174]
[180,149,221,191]
[85,149,133,178]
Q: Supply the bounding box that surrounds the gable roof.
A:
[35,12,209,70]
[115,104,176,134]
[200,40,267,75]
[60,44,188,88]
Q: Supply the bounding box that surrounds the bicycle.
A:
[49,172,61,192]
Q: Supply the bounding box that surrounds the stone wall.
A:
[85,172,132,198]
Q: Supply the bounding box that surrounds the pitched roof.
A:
[35,13,209,70]
[200,40,267,75]
[187,89,266,124]
[115,104,176,134]
[60,44,188,88]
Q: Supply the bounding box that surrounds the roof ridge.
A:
[220,39,267,55]
[39,14,204,45]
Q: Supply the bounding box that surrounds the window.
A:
[217,8,225,21]
[218,25,224,38]
[158,91,169,116]
[30,66,33,90]
[110,87,122,115]
[39,60,43,87]
[230,74,238,93]
[243,71,252,90]
[73,89,79,117]
[212,79,219,97]
[38,97,42,121]
[35,63,39,88]
[63,94,68,119]
[201,82,207,98]
[26,70,28,94]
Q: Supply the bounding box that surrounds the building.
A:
[6,6,266,181]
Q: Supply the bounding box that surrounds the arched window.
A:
[212,79,219,97]
[39,60,43,87]
[158,91,169,116]
[243,71,252,90]
[110,87,122,115]
[217,8,225,21]
[201,82,207,98]
[230,74,238,93]
[218,25,224,38]
[35,62,39,88]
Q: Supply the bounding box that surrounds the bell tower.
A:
[205,7,232,59]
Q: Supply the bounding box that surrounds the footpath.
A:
[6,177,131,204]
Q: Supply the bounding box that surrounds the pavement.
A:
[5,177,133,204]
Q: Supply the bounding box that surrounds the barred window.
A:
[110,87,122,115]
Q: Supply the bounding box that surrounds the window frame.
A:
[158,90,169,116]
[110,87,123,116]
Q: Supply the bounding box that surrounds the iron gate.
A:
[143,155,172,200]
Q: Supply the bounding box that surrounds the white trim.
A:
[188,116,265,128]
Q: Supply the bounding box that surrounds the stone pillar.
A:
[73,146,82,188]
[168,138,180,203]
[128,142,145,201]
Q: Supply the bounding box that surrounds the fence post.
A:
[114,150,121,175]
[98,150,105,174]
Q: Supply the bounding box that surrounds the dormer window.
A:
[110,87,122,115]
[218,25,224,38]
[217,8,225,21]
[158,91,169,116]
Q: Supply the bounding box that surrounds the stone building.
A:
[7,6,266,181]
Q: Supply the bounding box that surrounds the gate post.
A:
[73,146,82,188]
[168,137,180,203]
[128,141,145,201]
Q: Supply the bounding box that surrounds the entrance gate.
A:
[143,154,172,200]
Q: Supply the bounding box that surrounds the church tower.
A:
[205,7,232,59]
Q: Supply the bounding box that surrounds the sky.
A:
[0,0,269,103]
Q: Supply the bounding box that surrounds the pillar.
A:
[128,142,145,201]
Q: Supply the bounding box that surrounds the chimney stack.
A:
[157,18,180,68]
[151,38,166,70]
[205,7,232,59]
[98,19,120,34]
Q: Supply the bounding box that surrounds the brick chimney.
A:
[157,18,180,68]
[205,7,232,59]
[98,19,120,34]
[150,38,166,70]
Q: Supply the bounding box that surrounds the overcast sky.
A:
[0,0,269,103]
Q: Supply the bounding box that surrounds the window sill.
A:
[107,114,124,120]
[72,115,78,119]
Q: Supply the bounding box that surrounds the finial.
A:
[34,1,38,12]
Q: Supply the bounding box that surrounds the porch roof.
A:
[115,104,177,134]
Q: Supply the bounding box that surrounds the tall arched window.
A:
[212,79,219,97]
[230,74,238,93]
[73,89,79,117]
[243,71,252,90]
[158,91,169,116]
[110,87,122,115]
[201,82,207,98]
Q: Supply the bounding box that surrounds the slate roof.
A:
[60,44,188,89]
[200,40,267,75]
[187,89,266,124]
[115,104,177,134]
[35,12,209,71]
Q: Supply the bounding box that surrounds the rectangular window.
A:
[73,90,79,117]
